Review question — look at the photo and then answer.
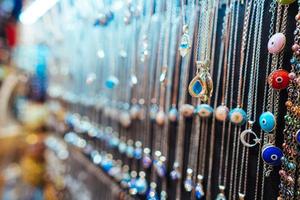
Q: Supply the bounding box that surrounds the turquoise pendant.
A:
[259,111,276,132]
[179,25,191,57]
[188,61,213,102]
[195,104,214,118]
[229,107,247,126]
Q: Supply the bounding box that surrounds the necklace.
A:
[178,0,192,57]
[278,1,300,199]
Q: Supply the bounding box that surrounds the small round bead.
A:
[288,72,296,80]
[285,100,293,107]
[295,13,300,21]
[279,170,286,176]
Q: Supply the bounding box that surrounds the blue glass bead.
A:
[184,179,194,192]
[118,142,127,153]
[295,130,300,144]
[147,190,159,200]
[259,112,276,132]
[126,146,135,158]
[135,178,148,194]
[296,63,300,71]
[261,145,283,166]
[170,170,180,180]
[195,104,214,118]
[105,76,119,89]
[195,184,204,199]
[101,159,113,172]
[287,162,296,170]
[290,57,297,65]
[142,155,152,168]
[109,137,119,148]
[154,160,166,177]
[228,108,247,125]
[134,148,143,159]
[192,80,203,95]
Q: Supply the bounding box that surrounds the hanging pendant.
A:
[126,140,134,158]
[259,111,276,132]
[170,162,181,180]
[130,103,141,120]
[229,107,247,126]
[215,105,229,121]
[215,185,227,200]
[118,140,127,154]
[268,33,286,54]
[119,111,131,128]
[150,103,159,120]
[195,175,205,199]
[195,104,214,118]
[240,121,261,147]
[261,145,283,166]
[184,168,194,192]
[120,165,131,189]
[295,130,300,144]
[135,172,148,195]
[147,182,159,200]
[134,141,143,159]
[268,69,290,90]
[156,110,166,126]
[179,25,191,57]
[180,104,195,117]
[188,61,213,102]
[153,152,166,177]
[142,148,152,168]
[168,106,179,122]
[160,191,167,200]
[129,171,138,195]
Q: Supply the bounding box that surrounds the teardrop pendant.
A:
[195,175,205,199]
[179,25,191,57]
[188,61,213,102]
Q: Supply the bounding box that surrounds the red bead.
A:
[268,69,290,90]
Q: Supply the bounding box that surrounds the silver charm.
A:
[240,121,261,147]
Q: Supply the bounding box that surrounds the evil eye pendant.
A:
[195,104,213,118]
[195,175,205,199]
[135,172,148,195]
[142,148,152,168]
[261,145,283,166]
[147,183,159,200]
[179,25,191,57]
[268,33,286,54]
[277,0,296,5]
[268,69,290,90]
[259,112,276,132]
[168,106,179,122]
[184,168,194,192]
[180,104,195,117]
[229,108,247,126]
[295,130,300,144]
[215,105,229,121]
[170,162,181,180]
